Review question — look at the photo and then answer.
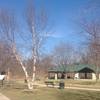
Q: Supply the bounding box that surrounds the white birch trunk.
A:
[12,44,34,90]
[32,65,36,82]
[27,81,34,90]
[6,68,10,81]
[32,55,36,82]
[31,25,37,83]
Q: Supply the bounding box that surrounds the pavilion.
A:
[48,64,100,80]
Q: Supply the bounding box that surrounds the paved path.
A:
[35,83,100,92]
[0,93,10,100]
[65,86,100,91]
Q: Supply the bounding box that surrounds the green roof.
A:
[48,64,99,73]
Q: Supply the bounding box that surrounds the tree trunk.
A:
[6,68,10,81]
[32,56,36,82]
[27,80,33,90]
[12,45,34,89]
[96,65,99,82]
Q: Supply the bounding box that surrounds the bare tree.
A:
[79,21,100,80]
[25,0,49,84]
[37,55,53,79]
[77,0,100,80]
[52,42,75,66]
[0,0,50,89]
[0,9,32,89]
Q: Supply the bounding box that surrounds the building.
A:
[48,64,100,80]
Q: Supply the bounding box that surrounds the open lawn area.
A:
[0,86,100,100]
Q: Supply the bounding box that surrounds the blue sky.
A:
[0,0,99,54]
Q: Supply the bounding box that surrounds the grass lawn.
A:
[0,86,100,100]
